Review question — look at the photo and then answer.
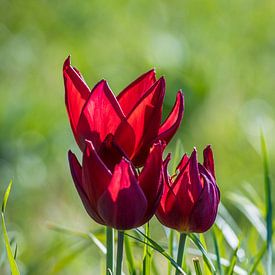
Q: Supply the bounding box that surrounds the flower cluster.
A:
[63,56,220,233]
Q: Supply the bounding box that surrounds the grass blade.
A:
[193,258,203,275]
[225,244,239,275]
[212,227,223,275]
[1,181,20,275]
[188,234,216,274]
[124,234,136,275]
[143,223,152,275]
[260,132,273,275]
[130,230,186,274]
[248,242,266,274]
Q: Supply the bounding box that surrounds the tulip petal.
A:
[97,158,147,230]
[77,80,125,151]
[203,145,216,179]
[138,141,164,223]
[158,91,184,144]
[63,56,90,147]
[115,78,165,166]
[157,188,188,232]
[117,69,157,116]
[68,150,104,224]
[82,140,112,205]
[176,153,189,172]
[171,149,203,216]
[189,166,220,232]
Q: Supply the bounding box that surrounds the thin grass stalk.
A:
[143,223,151,275]
[116,231,124,275]
[168,230,174,275]
[175,233,187,275]
[260,132,273,275]
[106,227,114,274]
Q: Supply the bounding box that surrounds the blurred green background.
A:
[0,0,274,274]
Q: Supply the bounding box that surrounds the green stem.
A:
[116,231,124,275]
[175,233,187,275]
[168,230,174,275]
[143,223,151,275]
[106,227,114,274]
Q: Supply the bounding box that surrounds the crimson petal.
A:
[68,150,104,224]
[63,56,90,147]
[82,140,112,206]
[158,91,184,144]
[138,141,164,223]
[97,158,147,230]
[117,69,157,116]
[77,80,125,151]
[189,166,220,232]
[203,145,216,179]
[115,78,165,166]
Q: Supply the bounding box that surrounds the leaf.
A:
[227,193,266,239]
[129,230,186,275]
[124,234,136,275]
[1,181,20,275]
[48,223,106,254]
[248,242,267,274]
[188,234,216,274]
[52,241,89,273]
[142,223,152,275]
[193,257,203,275]
[226,244,239,275]
[186,248,246,275]
[212,227,223,275]
[260,131,273,275]
[2,180,12,213]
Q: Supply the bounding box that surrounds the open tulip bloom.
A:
[156,145,220,233]
[68,140,164,230]
[63,56,184,167]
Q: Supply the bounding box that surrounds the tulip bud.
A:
[156,146,220,233]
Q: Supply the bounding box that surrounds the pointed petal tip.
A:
[63,55,71,70]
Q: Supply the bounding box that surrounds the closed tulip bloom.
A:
[68,139,164,230]
[63,56,184,167]
[156,146,220,233]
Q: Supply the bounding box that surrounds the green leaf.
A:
[193,258,203,275]
[225,244,239,275]
[142,223,152,275]
[1,181,20,275]
[48,223,106,254]
[227,193,266,239]
[188,234,216,274]
[260,131,273,275]
[124,234,136,275]
[2,180,12,213]
[248,242,267,274]
[212,228,222,275]
[129,230,186,274]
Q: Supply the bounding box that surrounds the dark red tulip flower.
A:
[156,146,220,233]
[63,56,184,167]
[68,139,164,230]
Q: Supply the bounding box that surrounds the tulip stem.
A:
[106,227,114,274]
[175,233,187,275]
[116,230,124,275]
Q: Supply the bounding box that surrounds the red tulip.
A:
[156,146,220,233]
[68,139,164,230]
[63,56,184,167]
